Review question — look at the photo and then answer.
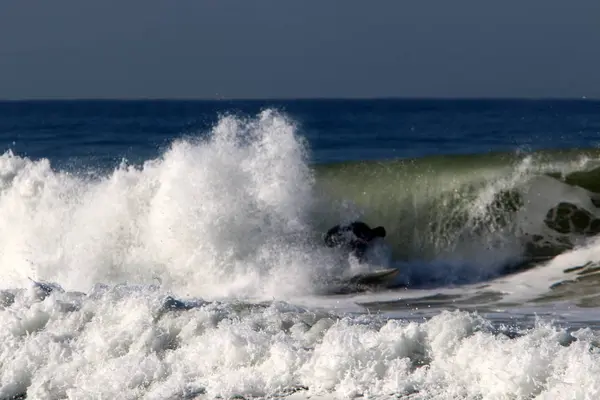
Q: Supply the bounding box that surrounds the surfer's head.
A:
[325,221,387,249]
[347,222,386,241]
[371,226,386,239]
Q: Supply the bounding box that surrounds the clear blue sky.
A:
[1,0,599,99]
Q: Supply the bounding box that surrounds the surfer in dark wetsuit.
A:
[324,221,386,261]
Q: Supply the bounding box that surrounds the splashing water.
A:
[0,110,344,300]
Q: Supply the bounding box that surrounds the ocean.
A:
[1,99,600,399]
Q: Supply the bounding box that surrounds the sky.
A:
[1,1,599,99]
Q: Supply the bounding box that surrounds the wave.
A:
[314,149,600,279]
[5,108,600,400]
[1,109,600,298]
[3,286,599,399]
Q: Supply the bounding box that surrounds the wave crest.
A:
[0,110,329,299]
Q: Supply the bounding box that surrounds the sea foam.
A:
[1,285,599,399]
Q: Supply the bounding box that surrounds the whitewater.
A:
[2,106,600,399]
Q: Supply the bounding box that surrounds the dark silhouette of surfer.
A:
[324,221,386,261]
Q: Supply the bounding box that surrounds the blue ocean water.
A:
[2,100,600,399]
[2,99,599,167]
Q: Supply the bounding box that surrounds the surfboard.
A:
[326,268,400,294]
[344,268,400,285]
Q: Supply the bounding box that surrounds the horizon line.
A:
[0,96,598,103]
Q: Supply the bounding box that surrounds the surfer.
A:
[324,221,386,261]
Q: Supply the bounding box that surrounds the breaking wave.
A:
[1,109,600,297]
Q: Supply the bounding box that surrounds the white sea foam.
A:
[1,286,600,399]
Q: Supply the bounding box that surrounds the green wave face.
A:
[311,148,600,266]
